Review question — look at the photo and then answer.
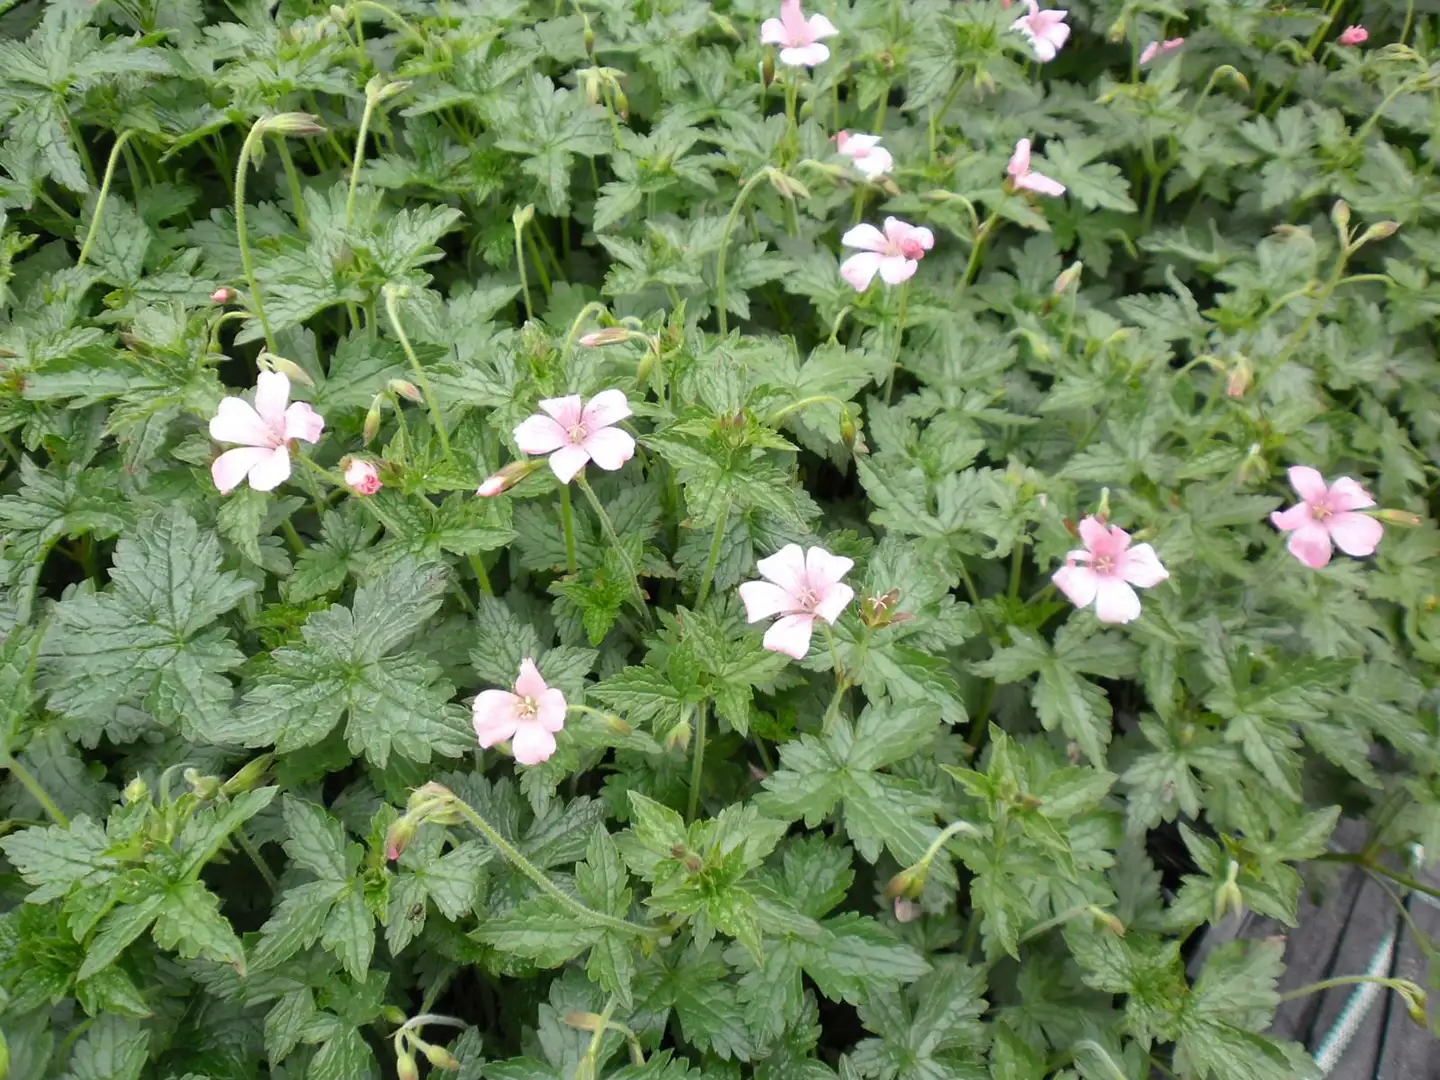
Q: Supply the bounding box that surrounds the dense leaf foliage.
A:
[1,0,1438,1078]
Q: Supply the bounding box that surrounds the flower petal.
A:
[246,445,293,492]
[514,414,569,455]
[1008,139,1032,178]
[760,16,786,44]
[549,443,592,484]
[878,256,917,285]
[539,395,585,427]
[511,722,558,765]
[764,613,815,659]
[840,223,887,252]
[756,543,808,594]
[739,580,800,622]
[854,149,893,178]
[284,401,324,444]
[813,582,854,624]
[1328,476,1376,511]
[581,389,633,430]
[1093,578,1142,624]
[515,658,548,699]
[807,13,838,38]
[210,397,272,447]
[1076,516,1112,553]
[842,133,882,152]
[1017,170,1066,197]
[780,42,829,66]
[1328,512,1383,557]
[840,252,884,291]
[536,688,568,732]
[1286,522,1334,569]
[473,690,520,747]
[253,370,291,429]
[581,426,635,471]
[1053,564,1098,609]
[212,446,271,494]
[1287,465,1329,502]
[1270,503,1312,531]
[805,547,854,586]
[1121,543,1169,588]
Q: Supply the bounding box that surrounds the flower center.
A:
[567,422,589,443]
[517,695,539,720]
[897,238,925,259]
[1310,498,1333,521]
[796,587,819,610]
[1093,554,1117,575]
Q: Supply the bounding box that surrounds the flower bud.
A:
[884,866,927,901]
[839,407,857,449]
[385,816,417,862]
[1089,906,1126,936]
[1376,508,1423,526]
[1331,199,1351,238]
[388,379,423,403]
[328,4,350,25]
[1052,261,1083,296]
[1213,860,1244,924]
[665,719,692,754]
[184,768,221,800]
[476,458,543,497]
[210,286,236,304]
[260,112,326,138]
[1225,355,1253,399]
[612,89,629,121]
[222,753,274,795]
[123,776,149,805]
[365,74,409,104]
[893,898,922,923]
[258,351,315,387]
[583,21,595,54]
[1356,220,1400,246]
[761,52,775,87]
[421,1042,461,1070]
[564,1011,605,1032]
[342,457,383,496]
[382,1006,408,1026]
[512,203,535,230]
[578,327,636,347]
[397,1049,419,1080]
[363,393,385,445]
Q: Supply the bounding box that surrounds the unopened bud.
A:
[578,327,636,347]
[382,1006,408,1026]
[123,776,149,805]
[260,112,325,137]
[612,89,629,121]
[363,394,385,445]
[1331,199,1351,237]
[839,407,857,448]
[765,168,809,200]
[421,1043,461,1070]
[1356,220,1400,246]
[1213,860,1245,924]
[397,1050,419,1080]
[1090,906,1126,936]
[342,457,383,496]
[583,22,595,54]
[476,458,543,497]
[222,753,274,795]
[606,713,632,735]
[183,768,221,800]
[1096,487,1112,523]
[388,378,423,403]
[761,53,775,86]
[365,74,410,104]
[328,4,349,25]
[1052,261,1083,296]
[512,203,535,230]
[385,817,417,862]
[884,866,926,901]
[665,720,692,754]
[1376,508,1423,526]
[564,1011,605,1032]
[683,854,702,873]
[259,351,315,387]
[893,898,922,923]
[1225,355,1253,399]
[210,286,236,304]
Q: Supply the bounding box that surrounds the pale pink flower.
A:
[1007,139,1066,197]
[839,217,934,291]
[210,286,236,304]
[512,389,636,484]
[739,544,854,659]
[343,458,382,495]
[472,659,567,766]
[1270,466,1383,569]
[1139,37,1185,64]
[837,131,893,179]
[1052,517,1168,625]
[209,371,324,494]
[894,898,923,923]
[760,0,839,68]
[1011,0,1070,62]
[477,473,507,497]
[1338,25,1368,46]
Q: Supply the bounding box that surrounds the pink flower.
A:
[472,659,567,766]
[739,544,854,659]
[894,898,923,923]
[1139,37,1185,64]
[839,217,934,291]
[209,371,324,494]
[837,131,893,179]
[210,286,236,304]
[760,0,838,68]
[1052,517,1168,625]
[1010,0,1070,62]
[343,458,382,495]
[477,473,507,497]
[1270,466,1383,569]
[512,389,636,483]
[1007,139,1066,197]
[1338,25,1368,46]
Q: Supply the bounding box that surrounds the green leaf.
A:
[57,1014,150,1080]
[0,815,114,903]
[151,880,245,969]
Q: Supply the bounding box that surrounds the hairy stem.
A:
[575,473,651,625]
[716,170,771,336]
[695,500,730,608]
[235,122,278,352]
[687,700,707,822]
[275,140,309,236]
[560,483,578,575]
[77,130,137,268]
[3,755,69,826]
[345,92,378,231]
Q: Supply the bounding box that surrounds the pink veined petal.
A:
[246,445,293,492]
[764,613,815,659]
[1093,578,1142,624]
[841,223,888,252]
[881,217,911,245]
[1270,503,1313,531]
[1010,14,1033,36]
[511,722,558,765]
[1053,564,1099,609]
[253,371,291,429]
[515,658,548,699]
[535,688,568,732]
[805,546,854,587]
[911,226,935,250]
[1286,523,1334,569]
[842,133,882,152]
[1327,476,1376,511]
[539,394,585,428]
[581,426,636,472]
[756,543,808,595]
[212,446,271,494]
[1139,41,1160,64]
[1064,548,1093,565]
[878,256,918,285]
[739,580,801,622]
[806,13,839,38]
[283,401,324,444]
[1121,543,1169,588]
[1327,512,1384,557]
[1008,139,1033,178]
[812,581,854,624]
[581,389,633,430]
[209,397,273,447]
[1031,38,1059,62]
[1076,516,1112,553]
[514,414,570,455]
[473,690,520,746]
[548,443,592,484]
[780,42,829,66]
[1017,170,1066,197]
[855,149,893,178]
[760,16,787,45]
[1287,465,1330,503]
[841,252,884,291]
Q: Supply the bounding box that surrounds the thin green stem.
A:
[687,700,707,822]
[514,214,534,321]
[577,996,621,1080]
[383,286,452,462]
[961,210,1002,288]
[695,501,730,607]
[1072,1042,1129,1080]
[575,473,652,627]
[77,130,137,268]
[449,796,659,940]
[345,93,378,231]
[1279,974,1426,1004]
[882,281,910,404]
[765,395,847,426]
[4,756,69,826]
[716,170,771,335]
[235,122,278,352]
[560,483,578,575]
[1316,852,1440,899]
[275,140,309,236]
[234,828,280,893]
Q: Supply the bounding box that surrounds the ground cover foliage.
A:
[1,0,1439,1076]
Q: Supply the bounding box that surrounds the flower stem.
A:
[448,795,659,940]
[514,214,534,321]
[575,473,652,627]
[560,483,578,574]
[686,699,707,822]
[383,285,453,462]
[275,139,309,237]
[234,827,280,893]
[345,92,378,231]
[882,281,910,404]
[1316,852,1440,900]
[1279,974,1427,1006]
[695,501,729,607]
[716,170,771,336]
[961,211,1002,289]
[235,121,278,352]
[77,130,137,268]
[3,755,69,826]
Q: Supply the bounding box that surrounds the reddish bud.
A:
[210,286,236,304]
